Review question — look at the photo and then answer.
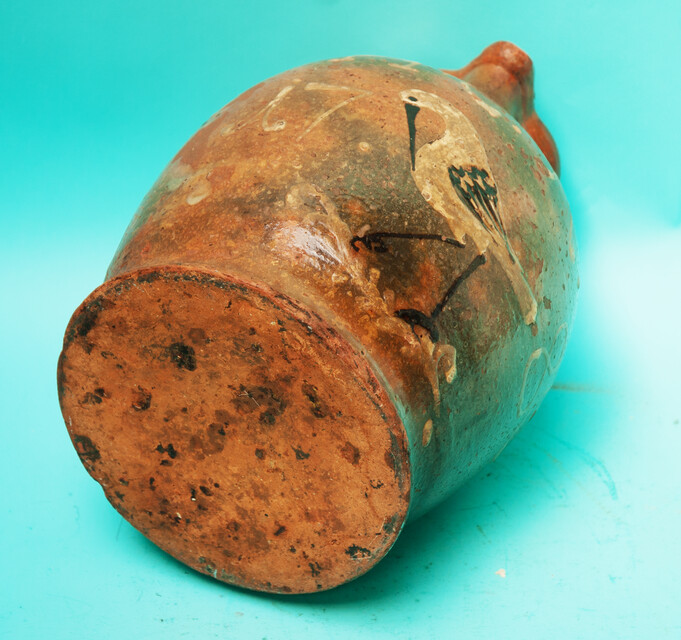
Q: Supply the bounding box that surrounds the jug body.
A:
[58,44,577,593]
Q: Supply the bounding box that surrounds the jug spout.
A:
[444,41,560,175]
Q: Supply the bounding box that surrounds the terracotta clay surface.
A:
[59,268,409,592]
[58,41,577,593]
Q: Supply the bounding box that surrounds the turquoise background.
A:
[2,1,680,638]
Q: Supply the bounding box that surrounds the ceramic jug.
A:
[58,41,578,593]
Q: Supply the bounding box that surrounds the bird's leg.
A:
[350,231,465,253]
[429,253,487,322]
[396,254,485,405]
[395,252,487,340]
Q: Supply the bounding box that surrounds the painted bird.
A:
[401,88,537,325]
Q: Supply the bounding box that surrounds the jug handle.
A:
[443,41,560,176]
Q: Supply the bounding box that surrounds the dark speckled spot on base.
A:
[292,445,310,460]
[73,434,100,462]
[131,386,152,411]
[167,342,196,371]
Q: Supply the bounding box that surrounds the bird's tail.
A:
[495,248,537,325]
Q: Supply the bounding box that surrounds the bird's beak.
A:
[404,101,420,171]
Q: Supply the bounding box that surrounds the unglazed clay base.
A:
[58,267,410,593]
